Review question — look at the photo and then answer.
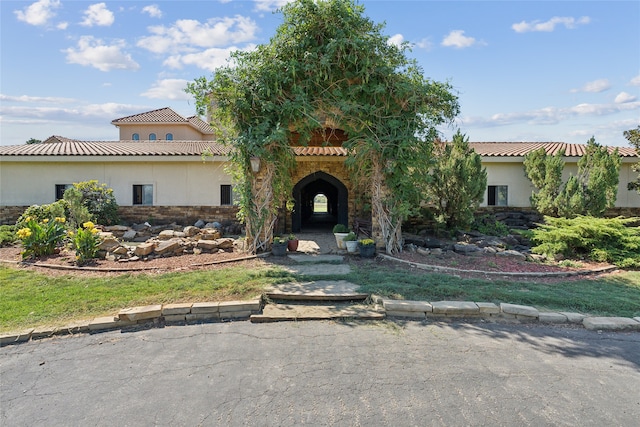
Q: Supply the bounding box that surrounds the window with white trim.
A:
[149,133,157,141]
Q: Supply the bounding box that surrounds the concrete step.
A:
[250,302,385,323]
[266,280,367,301]
[280,263,351,276]
[287,254,344,264]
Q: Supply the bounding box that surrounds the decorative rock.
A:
[196,240,218,251]
[122,230,137,241]
[158,230,175,240]
[583,317,640,332]
[154,238,182,256]
[482,247,497,254]
[134,242,155,257]
[201,229,222,240]
[112,246,128,255]
[98,237,120,252]
[496,250,527,260]
[183,226,200,237]
[104,225,129,232]
[429,248,443,256]
[454,243,481,254]
[416,247,430,256]
[424,237,444,249]
[215,238,235,249]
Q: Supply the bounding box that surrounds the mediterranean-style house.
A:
[1,107,639,228]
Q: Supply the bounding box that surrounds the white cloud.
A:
[14,0,61,26]
[614,92,637,103]
[142,5,162,18]
[141,79,191,100]
[441,30,481,49]
[630,75,640,86]
[137,16,258,54]
[387,34,404,47]
[56,21,68,30]
[570,79,611,93]
[80,3,115,27]
[63,36,140,72]
[414,38,433,51]
[254,0,292,12]
[164,44,256,71]
[0,94,77,103]
[512,16,590,33]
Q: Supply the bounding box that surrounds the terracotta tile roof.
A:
[111,107,215,134]
[293,146,348,156]
[469,142,637,158]
[0,140,229,156]
[187,116,216,134]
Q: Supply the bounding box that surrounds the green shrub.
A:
[16,200,68,228]
[70,180,119,225]
[471,215,509,236]
[0,225,17,247]
[69,221,101,266]
[63,186,94,229]
[531,216,640,268]
[17,217,68,260]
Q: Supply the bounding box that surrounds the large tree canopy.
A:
[186,0,459,253]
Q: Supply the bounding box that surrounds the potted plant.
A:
[332,224,350,249]
[343,231,358,253]
[287,233,299,252]
[358,238,376,258]
[271,236,288,256]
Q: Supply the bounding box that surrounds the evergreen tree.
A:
[426,130,487,229]
[523,147,565,217]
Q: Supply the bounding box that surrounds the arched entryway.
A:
[292,171,348,232]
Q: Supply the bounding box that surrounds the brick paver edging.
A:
[378,253,618,278]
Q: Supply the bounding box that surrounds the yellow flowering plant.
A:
[70,221,101,266]
[17,217,67,259]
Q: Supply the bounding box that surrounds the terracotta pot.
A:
[287,239,299,252]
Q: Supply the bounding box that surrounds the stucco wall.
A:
[0,157,231,207]
[480,158,640,208]
[117,124,209,141]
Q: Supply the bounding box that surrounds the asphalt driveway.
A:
[1,320,639,426]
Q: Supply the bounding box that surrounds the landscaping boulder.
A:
[134,242,155,257]
[154,238,183,256]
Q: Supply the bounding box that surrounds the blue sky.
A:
[1,0,638,146]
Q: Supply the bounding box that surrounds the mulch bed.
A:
[0,245,619,283]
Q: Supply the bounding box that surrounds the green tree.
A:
[26,138,41,144]
[523,147,565,216]
[524,137,620,217]
[426,130,487,229]
[186,0,458,254]
[625,126,640,192]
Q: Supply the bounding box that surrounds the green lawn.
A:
[0,265,295,333]
[342,264,640,318]
[2,261,639,333]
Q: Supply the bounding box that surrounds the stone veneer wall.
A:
[0,206,238,226]
[118,206,239,225]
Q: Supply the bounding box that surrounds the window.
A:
[165,133,173,141]
[221,185,232,205]
[149,133,157,141]
[133,184,153,205]
[488,185,508,206]
[55,184,73,201]
[132,133,139,141]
